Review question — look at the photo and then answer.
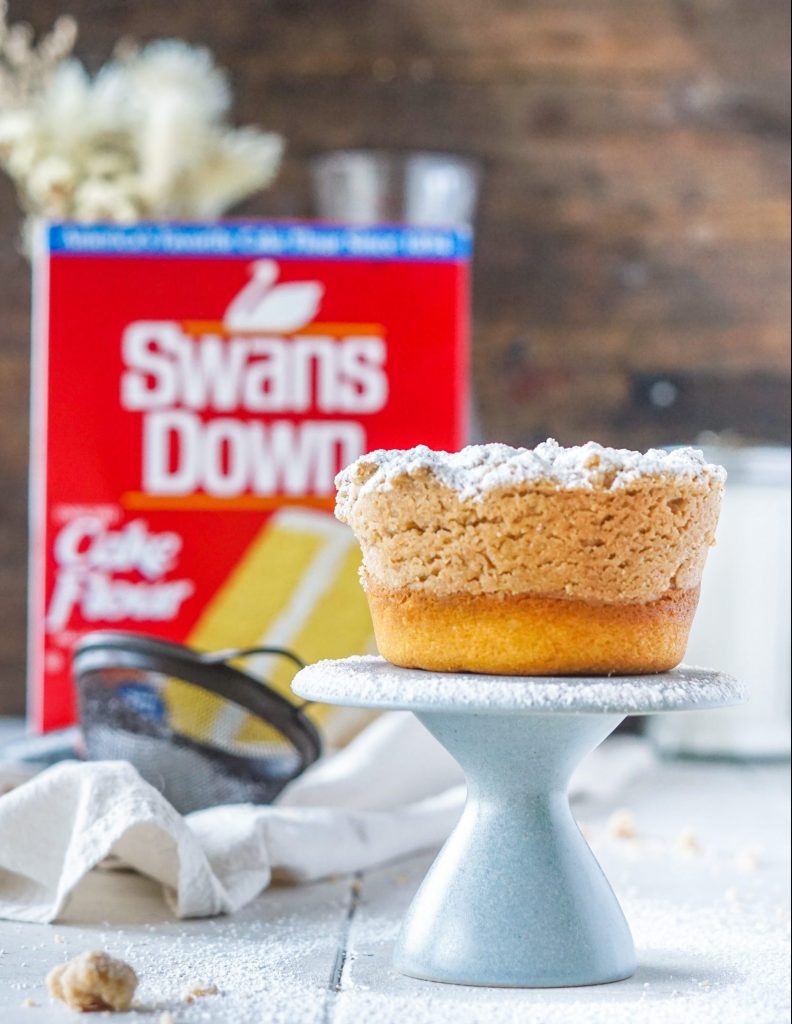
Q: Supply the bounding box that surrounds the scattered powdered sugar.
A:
[336,897,790,1024]
[293,657,745,715]
[5,870,787,1024]
[1,760,786,1024]
[335,439,726,512]
[1,885,353,1024]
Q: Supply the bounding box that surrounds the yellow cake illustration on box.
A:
[161,507,376,752]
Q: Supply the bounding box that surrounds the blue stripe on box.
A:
[46,222,473,261]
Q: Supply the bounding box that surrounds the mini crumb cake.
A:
[335,440,726,676]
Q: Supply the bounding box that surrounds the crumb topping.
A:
[336,439,725,518]
[335,439,724,604]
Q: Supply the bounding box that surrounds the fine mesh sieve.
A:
[73,632,321,814]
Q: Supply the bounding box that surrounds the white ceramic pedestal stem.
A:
[395,710,634,987]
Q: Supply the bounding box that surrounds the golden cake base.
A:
[366,582,700,676]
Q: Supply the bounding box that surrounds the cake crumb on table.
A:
[46,950,138,1013]
[21,997,38,1008]
[183,983,220,1003]
[675,828,702,855]
[735,845,763,872]
[607,808,637,838]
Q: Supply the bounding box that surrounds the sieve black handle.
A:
[199,645,305,670]
[198,646,314,708]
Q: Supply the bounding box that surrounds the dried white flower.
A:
[0,1,77,108]
[0,8,283,247]
[73,178,141,223]
[82,148,135,181]
[3,134,37,177]
[124,39,231,122]
[179,127,284,218]
[26,154,75,210]
[0,107,35,156]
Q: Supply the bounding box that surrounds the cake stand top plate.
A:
[293,656,745,716]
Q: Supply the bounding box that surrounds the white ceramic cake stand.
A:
[293,655,745,989]
[290,659,741,987]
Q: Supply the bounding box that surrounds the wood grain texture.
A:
[0,0,789,712]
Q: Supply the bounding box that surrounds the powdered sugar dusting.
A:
[338,894,790,1024]
[293,656,745,715]
[335,439,725,515]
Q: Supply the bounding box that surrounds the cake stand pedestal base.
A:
[395,710,631,987]
[293,657,744,989]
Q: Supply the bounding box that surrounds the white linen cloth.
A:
[0,712,652,923]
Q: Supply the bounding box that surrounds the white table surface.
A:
[0,742,789,1023]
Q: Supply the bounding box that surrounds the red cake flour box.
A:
[29,221,470,732]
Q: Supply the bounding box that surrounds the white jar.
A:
[648,446,791,759]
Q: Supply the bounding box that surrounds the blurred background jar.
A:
[312,148,482,445]
[311,150,480,228]
[648,444,791,760]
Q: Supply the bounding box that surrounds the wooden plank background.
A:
[0,0,789,713]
